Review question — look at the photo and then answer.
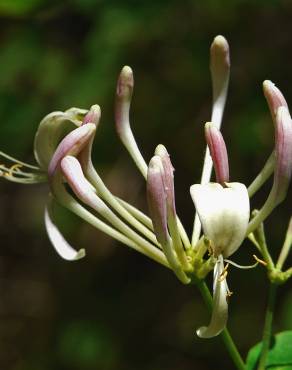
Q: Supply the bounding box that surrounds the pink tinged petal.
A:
[60,156,105,212]
[190,183,250,257]
[205,122,229,184]
[82,104,101,126]
[48,123,96,178]
[263,80,288,120]
[45,203,85,261]
[210,35,230,126]
[197,255,228,338]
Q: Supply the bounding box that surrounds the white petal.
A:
[44,203,85,261]
[190,182,249,257]
[197,255,228,338]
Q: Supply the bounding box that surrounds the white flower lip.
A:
[197,255,228,338]
[190,182,250,257]
[45,204,85,261]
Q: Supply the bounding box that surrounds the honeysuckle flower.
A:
[1,34,292,343]
[190,119,250,338]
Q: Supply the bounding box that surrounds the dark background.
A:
[0,1,291,369]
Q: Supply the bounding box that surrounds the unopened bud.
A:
[205,122,229,184]
[263,80,288,120]
[210,35,230,113]
[48,123,96,178]
[82,104,101,126]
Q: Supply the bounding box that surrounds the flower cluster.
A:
[1,35,292,339]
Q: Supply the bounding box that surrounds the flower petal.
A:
[190,182,249,257]
[197,255,228,338]
[34,108,88,170]
[44,201,85,261]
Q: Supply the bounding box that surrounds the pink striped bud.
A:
[147,156,168,245]
[154,145,176,217]
[115,66,134,137]
[263,80,288,120]
[205,122,229,184]
[273,106,292,204]
[60,156,105,212]
[247,106,292,234]
[82,104,101,126]
[48,123,96,178]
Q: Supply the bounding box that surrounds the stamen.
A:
[0,151,40,170]
[7,163,23,177]
[226,290,233,303]
[218,262,229,282]
[205,238,214,256]
[253,254,267,266]
[224,258,259,269]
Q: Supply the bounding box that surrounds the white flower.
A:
[190,182,250,338]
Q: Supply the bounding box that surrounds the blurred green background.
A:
[0,1,291,369]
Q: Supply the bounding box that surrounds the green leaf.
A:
[246,331,292,370]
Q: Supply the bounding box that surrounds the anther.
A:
[253,254,267,266]
[218,262,229,282]
[5,163,23,178]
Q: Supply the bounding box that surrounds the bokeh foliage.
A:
[0,1,291,369]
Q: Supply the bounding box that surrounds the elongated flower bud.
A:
[147,156,190,283]
[205,122,229,184]
[82,104,101,126]
[273,106,292,203]
[115,66,134,135]
[48,123,96,178]
[247,106,292,234]
[248,82,289,198]
[115,66,148,178]
[147,156,168,246]
[154,145,176,216]
[155,145,190,269]
[263,80,288,120]
[210,35,230,126]
[60,156,106,212]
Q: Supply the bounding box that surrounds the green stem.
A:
[257,283,277,370]
[196,280,246,370]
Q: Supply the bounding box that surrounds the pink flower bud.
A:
[205,122,229,184]
[263,80,288,120]
[273,106,292,204]
[147,156,168,245]
[48,123,96,178]
[115,66,134,137]
[210,35,230,109]
[82,104,101,126]
[154,144,176,217]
